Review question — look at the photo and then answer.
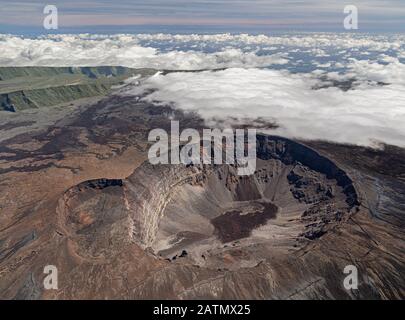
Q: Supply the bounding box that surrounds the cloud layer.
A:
[1,33,404,71]
[128,67,405,147]
[1,33,404,148]
[0,34,290,69]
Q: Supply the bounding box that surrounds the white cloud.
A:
[127,67,405,147]
[133,33,405,52]
[0,34,289,69]
[346,58,405,85]
[1,33,404,70]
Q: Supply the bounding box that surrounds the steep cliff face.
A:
[1,84,110,111]
[257,135,359,207]
[0,66,156,111]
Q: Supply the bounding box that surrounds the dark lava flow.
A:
[211,201,278,243]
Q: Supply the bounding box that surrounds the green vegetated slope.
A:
[0,66,133,81]
[0,83,110,112]
[0,66,155,112]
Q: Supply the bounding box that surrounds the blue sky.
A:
[0,0,404,34]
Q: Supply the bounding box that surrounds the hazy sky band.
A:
[0,0,404,32]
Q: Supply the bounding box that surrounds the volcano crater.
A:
[57,135,359,270]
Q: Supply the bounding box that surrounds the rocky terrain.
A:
[0,68,404,299]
